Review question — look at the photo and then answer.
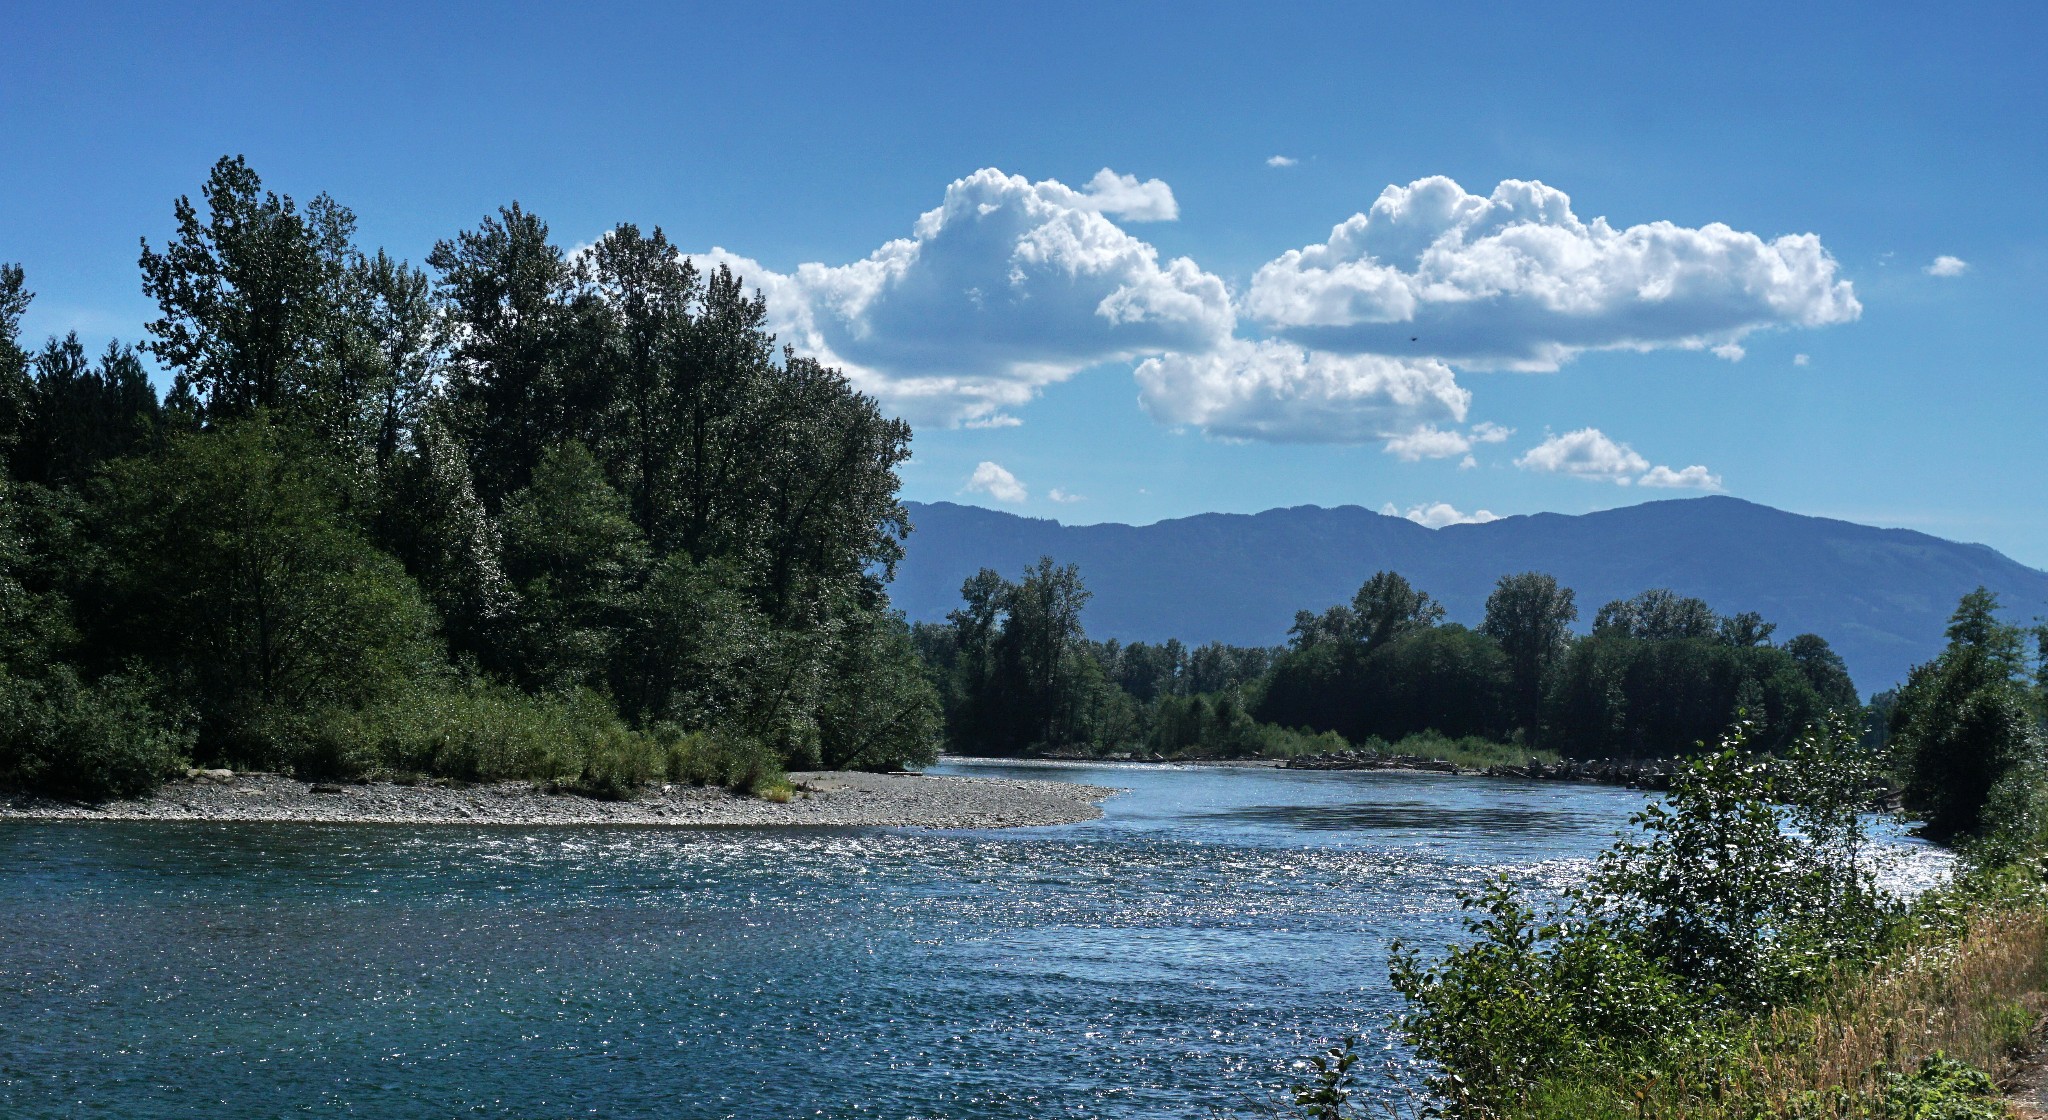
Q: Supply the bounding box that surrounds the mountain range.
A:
[890,496,2048,693]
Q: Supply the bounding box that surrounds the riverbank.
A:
[1283,751,1683,789]
[0,769,1117,829]
[953,749,1681,789]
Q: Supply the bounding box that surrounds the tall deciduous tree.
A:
[428,203,583,512]
[1784,633,1858,710]
[139,156,360,433]
[1481,572,1578,742]
[499,441,649,693]
[1891,587,2042,840]
[0,264,31,465]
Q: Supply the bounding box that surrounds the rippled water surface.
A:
[0,762,1945,1118]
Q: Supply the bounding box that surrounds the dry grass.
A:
[1610,903,2048,1119]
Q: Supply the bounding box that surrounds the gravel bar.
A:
[0,770,1119,830]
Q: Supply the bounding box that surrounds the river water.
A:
[0,761,1947,1119]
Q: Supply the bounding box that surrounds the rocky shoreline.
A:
[0,769,1118,830]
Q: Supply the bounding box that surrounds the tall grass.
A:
[1361,731,1559,770]
[285,682,784,797]
[1503,881,2046,1120]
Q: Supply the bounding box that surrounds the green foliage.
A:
[1865,1054,2006,1120]
[1290,569,1445,653]
[0,666,192,800]
[1362,731,1556,769]
[138,155,373,455]
[0,263,32,460]
[10,333,161,487]
[1787,632,1861,710]
[284,682,781,795]
[1546,628,1833,759]
[1892,587,2045,841]
[1290,1036,1365,1120]
[0,161,940,800]
[91,419,447,765]
[1482,572,1578,743]
[1261,575,1513,745]
[499,440,649,691]
[816,607,942,769]
[658,726,784,793]
[1391,877,1704,1115]
[1390,720,1899,1116]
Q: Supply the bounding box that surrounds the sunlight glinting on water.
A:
[0,762,1953,1119]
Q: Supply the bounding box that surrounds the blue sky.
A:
[5,1,2044,563]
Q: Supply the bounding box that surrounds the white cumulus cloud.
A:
[1794,353,1811,366]
[1380,501,1501,528]
[964,461,1028,503]
[1243,176,1861,369]
[1059,168,1181,222]
[1638,464,1724,490]
[1516,428,1650,484]
[1925,255,1969,277]
[1134,338,1469,443]
[692,167,1230,427]
[1517,428,1723,490]
[1048,488,1085,503]
[1380,420,1514,462]
[1267,155,1299,168]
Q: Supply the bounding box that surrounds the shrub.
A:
[0,667,191,800]
[658,726,783,794]
[1390,719,1901,1116]
[283,682,670,796]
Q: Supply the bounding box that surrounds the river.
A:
[0,761,1947,1118]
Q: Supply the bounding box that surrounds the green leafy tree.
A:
[580,222,699,537]
[91,418,442,765]
[353,249,440,472]
[428,203,587,511]
[1481,571,1578,741]
[498,441,649,693]
[1891,587,2041,840]
[1784,632,1859,710]
[1000,557,1094,748]
[1291,570,1444,653]
[1358,625,1514,741]
[617,553,765,730]
[816,607,942,769]
[0,264,33,465]
[1593,588,1719,641]
[138,156,361,435]
[1392,722,1894,1114]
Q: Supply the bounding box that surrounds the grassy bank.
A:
[249,682,787,799]
[1314,719,2048,1120]
[1507,876,2045,1120]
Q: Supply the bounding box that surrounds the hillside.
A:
[891,497,2048,692]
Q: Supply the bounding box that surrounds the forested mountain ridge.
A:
[893,497,2048,691]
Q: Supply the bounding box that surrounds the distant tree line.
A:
[1,155,939,800]
[916,562,1877,761]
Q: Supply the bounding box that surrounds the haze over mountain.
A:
[893,497,2048,693]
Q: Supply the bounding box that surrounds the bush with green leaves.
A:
[0,667,191,800]
[1389,718,1898,1116]
[657,726,784,793]
[90,418,444,767]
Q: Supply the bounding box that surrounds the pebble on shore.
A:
[0,770,1118,830]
